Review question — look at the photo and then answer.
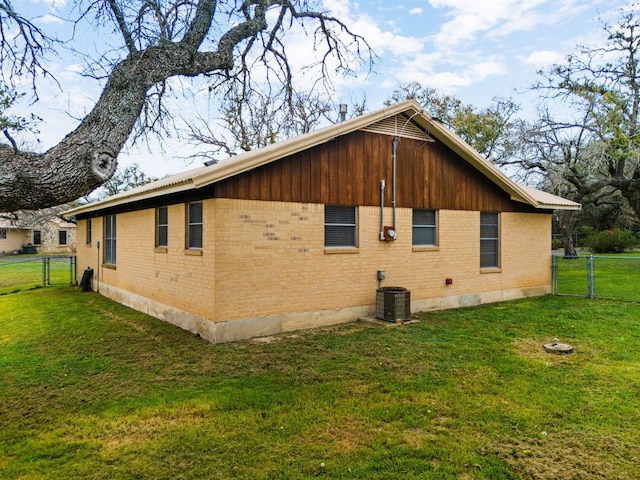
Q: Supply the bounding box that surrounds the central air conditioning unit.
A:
[375,286,410,322]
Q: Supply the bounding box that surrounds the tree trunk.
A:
[0,57,148,211]
[561,210,578,257]
[0,0,368,211]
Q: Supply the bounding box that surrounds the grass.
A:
[0,256,74,294]
[554,252,640,301]
[2,287,640,479]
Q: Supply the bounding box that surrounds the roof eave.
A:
[415,116,582,211]
[64,180,196,217]
[191,101,424,189]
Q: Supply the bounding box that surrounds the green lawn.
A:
[0,256,74,294]
[554,253,640,301]
[2,287,640,479]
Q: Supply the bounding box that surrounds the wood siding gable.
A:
[213,129,536,213]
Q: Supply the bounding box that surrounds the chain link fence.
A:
[552,254,640,302]
[0,256,76,295]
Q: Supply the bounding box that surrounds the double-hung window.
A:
[86,219,92,245]
[33,230,41,245]
[324,205,357,248]
[156,206,168,248]
[412,209,437,246]
[187,202,203,249]
[480,212,499,268]
[58,230,68,246]
[104,214,117,265]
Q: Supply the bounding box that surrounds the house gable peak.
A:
[361,113,435,142]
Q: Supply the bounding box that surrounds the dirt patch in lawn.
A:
[483,430,638,480]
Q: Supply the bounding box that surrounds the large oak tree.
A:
[504,8,640,254]
[0,0,370,211]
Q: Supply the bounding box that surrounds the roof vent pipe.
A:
[339,104,348,122]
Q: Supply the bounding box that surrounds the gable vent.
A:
[361,114,435,142]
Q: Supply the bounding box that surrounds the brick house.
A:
[66,100,579,343]
[0,209,76,255]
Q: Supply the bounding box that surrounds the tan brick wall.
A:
[75,200,552,341]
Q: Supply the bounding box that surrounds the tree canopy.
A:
[499,8,640,254]
[0,0,371,211]
[385,82,520,164]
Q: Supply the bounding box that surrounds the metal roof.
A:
[66,100,580,217]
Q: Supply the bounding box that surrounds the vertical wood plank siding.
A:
[213,130,535,213]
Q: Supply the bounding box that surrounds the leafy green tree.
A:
[96,163,157,198]
[504,8,640,255]
[0,86,39,151]
[385,82,520,163]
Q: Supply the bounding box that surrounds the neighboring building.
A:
[0,209,77,255]
[66,100,580,343]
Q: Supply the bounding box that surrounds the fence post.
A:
[42,257,46,287]
[587,255,595,299]
[551,255,557,295]
[70,256,75,285]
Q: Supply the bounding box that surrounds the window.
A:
[413,209,437,246]
[325,205,357,248]
[58,230,68,246]
[187,202,203,249]
[86,219,92,245]
[480,212,499,268]
[0,229,6,239]
[156,206,168,248]
[33,230,41,245]
[104,214,117,265]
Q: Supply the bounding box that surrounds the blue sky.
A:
[9,0,633,178]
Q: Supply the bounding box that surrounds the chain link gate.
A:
[552,254,640,302]
[0,256,76,294]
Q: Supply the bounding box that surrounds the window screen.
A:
[104,215,117,265]
[325,205,356,247]
[86,219,92,245]
[480,212,499,268]
[187,202,203,249]
[157,206,168,247]
[58,230,67,246]
[413,209,437,246]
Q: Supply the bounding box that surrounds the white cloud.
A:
[35,14,63,25]
[398,54,508,93]
[519,50,566,68]
[409,8,424,15]
[274,0,427,94]
[427,0,588,47]
[29,0,67,9]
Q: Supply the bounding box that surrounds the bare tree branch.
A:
[0,0,373,211]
